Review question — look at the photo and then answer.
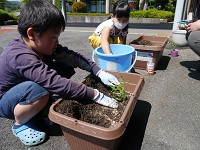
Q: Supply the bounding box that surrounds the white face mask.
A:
[114,22,128,29]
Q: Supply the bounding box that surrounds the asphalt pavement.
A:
[0,24,200,150]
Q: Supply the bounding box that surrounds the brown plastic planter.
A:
[48,71,144,150]
[129,35,169,70]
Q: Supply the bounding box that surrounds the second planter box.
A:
[129,35,169,70]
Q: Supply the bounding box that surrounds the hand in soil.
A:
[97,70,120,86]
[93,89,118,108]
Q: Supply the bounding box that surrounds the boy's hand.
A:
[93,89,118,109]
[96,70,120,86]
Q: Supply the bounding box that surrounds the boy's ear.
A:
[27,27,35,41]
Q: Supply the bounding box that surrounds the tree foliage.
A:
[134,0,175,12]
[21,0,31,5]
[0,9,17,22]
[164,0,175,12]
[130,8,174,19]
[0,0,6,10]
[54,0,61,10]
[72,2,87,13]
[68,0,76,3]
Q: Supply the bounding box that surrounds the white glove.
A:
[96,70,120,86]
[93,89,118,109]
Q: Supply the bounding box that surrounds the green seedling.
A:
[109,76,128,101]
[168,39,177,50]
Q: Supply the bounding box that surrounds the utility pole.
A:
[52,0,67,24]
[61,0,67,24]
[172,0,185,30]
[106,0,109,14]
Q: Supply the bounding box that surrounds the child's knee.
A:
[18,81,49,105]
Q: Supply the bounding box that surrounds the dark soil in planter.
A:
[134,39,162,46]
[54,74,130,128]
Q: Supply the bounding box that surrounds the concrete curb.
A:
[67,16,168,24]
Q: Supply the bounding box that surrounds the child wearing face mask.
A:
[88,0,130,54]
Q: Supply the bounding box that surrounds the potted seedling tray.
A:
[129,35,169,70]
[48,71,144,150]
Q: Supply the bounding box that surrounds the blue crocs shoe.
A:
[12,121,46,146]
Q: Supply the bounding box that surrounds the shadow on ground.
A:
[119,100,152,150]
[180,60,200,80]
[156,56,171,70]
[32,113,64,136]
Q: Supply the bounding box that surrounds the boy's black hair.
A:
[18,0,66,38]
[112,1,130,18]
